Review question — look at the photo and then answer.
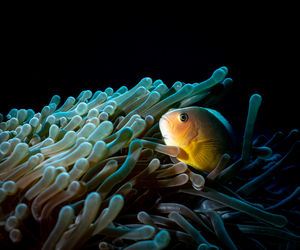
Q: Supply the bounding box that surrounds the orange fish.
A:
[159,106,233,172]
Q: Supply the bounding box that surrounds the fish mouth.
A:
[159,115,173,143]
[159,115,173,130]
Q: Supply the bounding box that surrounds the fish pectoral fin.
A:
[191,139,219,170]
[177,147,189,161]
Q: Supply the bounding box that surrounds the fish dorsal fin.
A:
[202,107,233,135]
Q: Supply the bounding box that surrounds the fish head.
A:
[159,107,198,148]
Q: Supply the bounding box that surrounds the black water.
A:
[1,14,298,134]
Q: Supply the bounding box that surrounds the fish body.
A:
[159,106,233,172]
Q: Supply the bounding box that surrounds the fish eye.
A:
[179,113,188,122]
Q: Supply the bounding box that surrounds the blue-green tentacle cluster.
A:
[0,67,299,249]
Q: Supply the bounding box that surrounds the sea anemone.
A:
[0,67,299,249]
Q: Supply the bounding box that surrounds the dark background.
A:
[1,10,298,139]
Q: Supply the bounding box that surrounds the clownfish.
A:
[159,106,233,172]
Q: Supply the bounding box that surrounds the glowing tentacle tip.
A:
[41,206,74,250]
[57,192,101,250]
[5,215,19,232]
[9,228,22,243]
[15,203,29,220]
[242,93,262,163]
[188,171,205,191]
[92,194,124,235]
[154,230,171,249]
[3,181,18,195]
[210,66,228,83]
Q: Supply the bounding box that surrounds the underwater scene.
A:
[0,65,299,249]
[1,16,299,249]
